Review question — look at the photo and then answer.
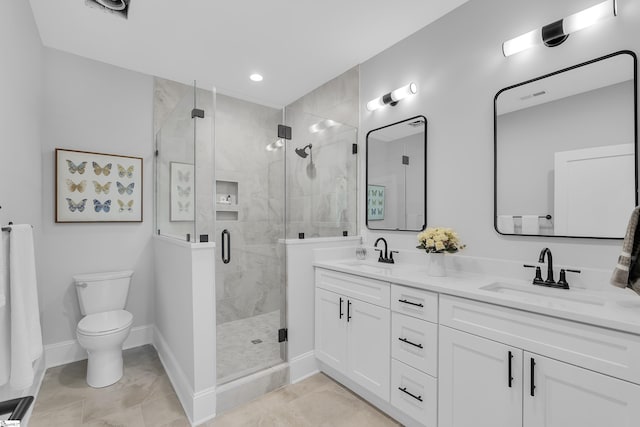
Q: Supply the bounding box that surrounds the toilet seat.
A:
[77,310,133,336]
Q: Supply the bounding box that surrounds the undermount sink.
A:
[480,281,607,309]
[337,260,418,276]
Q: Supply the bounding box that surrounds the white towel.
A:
[0,232,10,386]
[521,215,540,235]
[9,225,43,389]
[497,215,515,233]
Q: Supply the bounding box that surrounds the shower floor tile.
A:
[216,310,282,383]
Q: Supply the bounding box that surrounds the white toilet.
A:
[74,270,134,388]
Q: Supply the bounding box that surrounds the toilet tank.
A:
[74,270,133,315]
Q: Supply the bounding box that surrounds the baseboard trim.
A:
[152,327,216,426]
[44,324,154,368]
[289,351,319,384]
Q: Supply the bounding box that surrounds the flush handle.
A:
[77,282,88,288]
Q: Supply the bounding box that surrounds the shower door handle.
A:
[221,229,231,264]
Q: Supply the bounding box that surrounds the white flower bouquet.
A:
[417,227,465,254]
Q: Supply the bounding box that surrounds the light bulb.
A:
[390,83,417,102]
[503,29,541,57]
[563,0,616,34]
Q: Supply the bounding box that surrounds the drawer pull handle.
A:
[530,357,536,397]
[398,299,424,308]
[398,387,423,402]
[508,351,513,388]
[398,337,423,349]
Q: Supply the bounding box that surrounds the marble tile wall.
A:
[285,66,359,239]
[214,94,285,325]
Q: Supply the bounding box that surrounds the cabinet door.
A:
[439,326,522,427]
[524,352,640,427]
[315,288,347,373]
[346,298,390,400]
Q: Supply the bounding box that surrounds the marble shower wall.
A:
[153,78,215,241]
[215,94,285,325]
[285,67,359,238]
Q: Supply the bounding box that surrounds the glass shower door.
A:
[214,93,287,384]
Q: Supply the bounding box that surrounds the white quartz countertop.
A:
[313,258,640,336]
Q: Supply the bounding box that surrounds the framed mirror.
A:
[366,116,427,231]
[494,51,637,239]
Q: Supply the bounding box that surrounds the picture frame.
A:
[55,148,143,223]
[367,184,385,221]
[170,162,195,221]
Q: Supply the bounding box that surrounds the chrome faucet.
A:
[374,237,397,264]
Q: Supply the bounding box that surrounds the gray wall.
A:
[39,49,155,345]
[360,0,640,271]
[0,0,43,270]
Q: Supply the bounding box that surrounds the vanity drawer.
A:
[315,268,390,308]
[391,359,437,427]
[440,294,640,385]
[391,284,438,322]
[392,312,437,376]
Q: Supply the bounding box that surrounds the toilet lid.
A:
[78,310,133,335]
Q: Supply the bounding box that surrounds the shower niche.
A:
[215,179,238,221]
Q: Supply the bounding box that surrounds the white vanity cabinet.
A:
[315,269,391,400]
[389,285,439,427]
[439,295,640,427]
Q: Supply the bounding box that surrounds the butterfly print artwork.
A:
[178,170,191,182]
[93,181,112,194]
[66,160,87,174]
[92,162,112,176]
[93,199,112,213]
[177,186,191,197]
[117,199,134,212]
[66,179,87,193]
[118,164,134,178]
[178,201,190,212]
[117,181,135,195]
[66,198,87,212]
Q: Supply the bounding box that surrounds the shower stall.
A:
[153,77,357,421]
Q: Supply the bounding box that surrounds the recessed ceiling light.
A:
[250,73,263,82]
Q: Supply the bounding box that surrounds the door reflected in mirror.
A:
[495,51,637,239]
[366,116,427,231]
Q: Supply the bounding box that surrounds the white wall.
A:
[39,48,155,346]
[0,0,43,266]
[360,0,640,272]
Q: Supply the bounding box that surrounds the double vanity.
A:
[313,253,640,427]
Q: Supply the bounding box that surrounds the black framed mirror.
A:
[366,116,427,231]
[494,51,638,239]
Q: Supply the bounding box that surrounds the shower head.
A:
[295,144,312,158]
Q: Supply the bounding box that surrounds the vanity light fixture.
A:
[366,82,417,111]
[502,0,617,57]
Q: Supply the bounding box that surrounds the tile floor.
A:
[216,310,282,383]
[29,345,400,427]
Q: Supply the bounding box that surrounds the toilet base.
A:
[86,348,124,388]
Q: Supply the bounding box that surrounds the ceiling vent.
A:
[85,0,130,19]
